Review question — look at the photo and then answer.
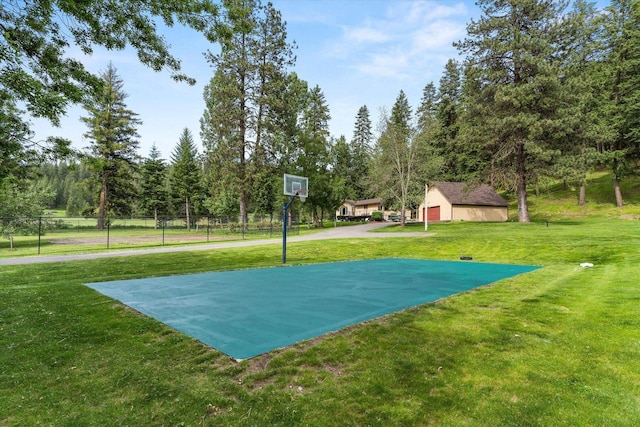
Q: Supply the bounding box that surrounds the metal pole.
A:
[107,219,110,249]
[424,184,429,231]
[282,194,296,263]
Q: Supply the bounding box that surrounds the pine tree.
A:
[140,144,169,227]
[170,128,202,231]
[552,0,610,205]
[456,0,578,222]
[332,135,354,199]
[81,63,140,229]
[416,83,437,133]
[436,60,473,181]
[601,0,640,207]
[297,85,334,226]
[350,105,373,199]
[415,82,445,186]
[200,0,295,224]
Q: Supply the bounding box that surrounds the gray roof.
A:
[432,182,508,207]
[355,198,383,206]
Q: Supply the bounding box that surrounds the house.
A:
[418,182,509,222]
[337,198,383,220]
[337,198,411,221]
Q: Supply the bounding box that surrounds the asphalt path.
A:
[0,222,430,266]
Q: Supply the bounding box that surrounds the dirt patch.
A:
[47,234,236,245]
[619,214,639,220]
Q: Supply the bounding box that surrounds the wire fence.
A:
[0,215,301,256]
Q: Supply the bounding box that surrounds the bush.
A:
[371,211,383,221]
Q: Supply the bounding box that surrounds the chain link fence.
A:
[0,215,301,256]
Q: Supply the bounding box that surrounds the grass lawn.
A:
[2,181,640,424]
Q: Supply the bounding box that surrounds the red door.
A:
[426,206,440,222]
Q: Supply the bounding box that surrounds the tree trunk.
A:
[490,158,495,188]
[578,185,586,206]
[240,196,248,226]
[185,196,190,231]
[614,177,623,208]
[516,142,530,222]
[153,207,158,229]
[97,176,107,230]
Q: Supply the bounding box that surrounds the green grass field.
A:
[1,174,640,425]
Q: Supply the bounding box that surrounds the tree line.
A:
[1,0,639,238]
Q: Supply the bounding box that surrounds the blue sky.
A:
[30,0,604,160]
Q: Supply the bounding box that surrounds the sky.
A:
[28,0,596,161]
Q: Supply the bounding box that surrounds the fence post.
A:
[107,219,110,249]
[162,217,165,246]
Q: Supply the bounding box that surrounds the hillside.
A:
[507,171,640,221]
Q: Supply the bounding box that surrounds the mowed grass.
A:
[2,213,640,425]
[3,170,640,427]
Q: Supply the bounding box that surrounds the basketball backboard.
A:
[283,174,308,201]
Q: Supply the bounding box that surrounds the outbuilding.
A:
[418,182,509,222]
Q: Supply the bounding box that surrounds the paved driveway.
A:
[0,223,430,266]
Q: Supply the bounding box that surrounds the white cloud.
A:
[324,0,468,80]
[343,26,392,44]
[410,21,467,53]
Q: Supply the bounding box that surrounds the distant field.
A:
[0,216,302,257]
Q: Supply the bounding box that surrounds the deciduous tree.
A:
[0,0,219,171]
[370,91,422,227]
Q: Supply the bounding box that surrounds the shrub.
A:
[371,211,383,221]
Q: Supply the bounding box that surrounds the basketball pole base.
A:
[282,194,296,263]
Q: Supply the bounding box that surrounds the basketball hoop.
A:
[283,173,309,263]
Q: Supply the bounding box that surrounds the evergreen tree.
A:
[140,144,169,226]
[81,64,140,229]
[415,82,445,185]
[170,128,202,230]
[416,83,438,132]
[297,85,336,226]
[456,0,579,222]
[200,0,295,224]
[552,0,610,205]
[436,60,470,181]
[350,105,373,199]
[601,0,640,207]
[332,135,354,200]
